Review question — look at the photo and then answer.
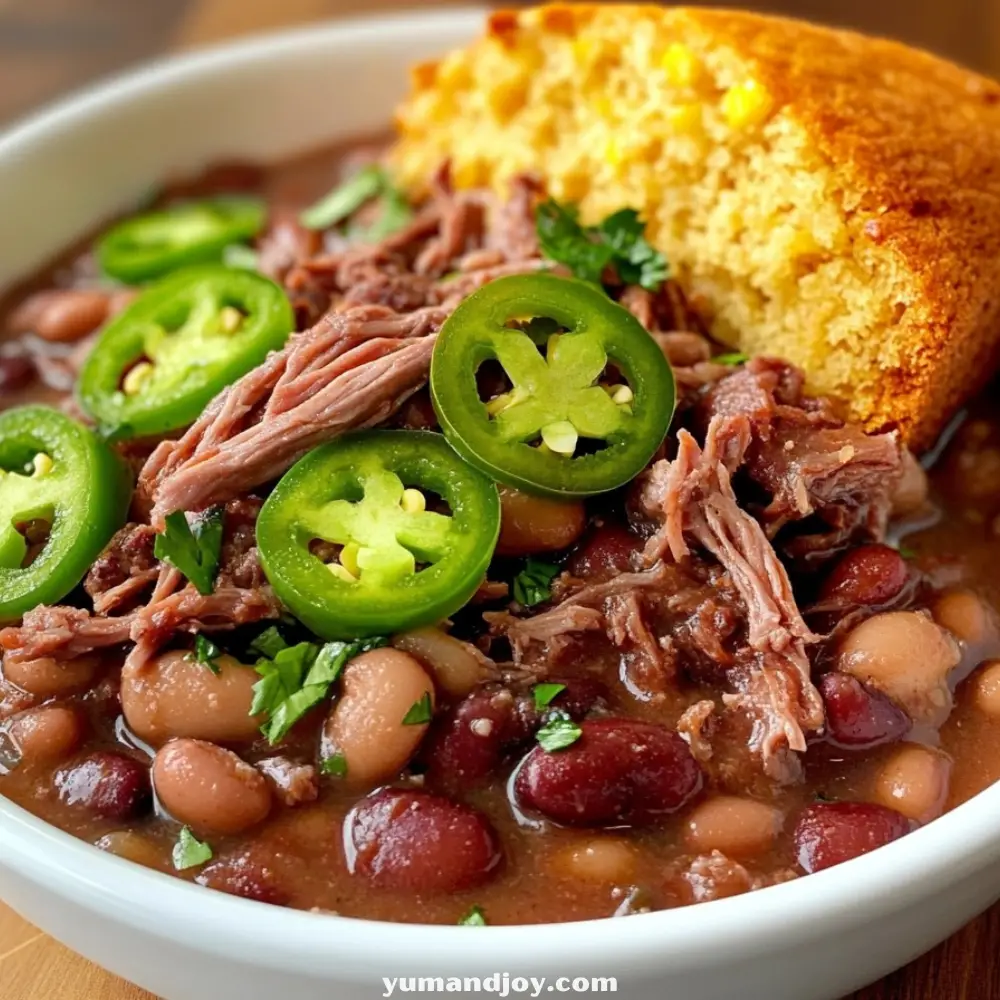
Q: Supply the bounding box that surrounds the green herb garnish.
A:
[535,200,668,292]
[300,165,385,230]
[189,634,222,675]
[251,636,387,744]
[532,682,567,710]
[353,186,414,242]
[458,906,487,926]
[172,826,213,871]
[153,507,224,596]
[535,711,582,752]
[513,558,560,607]
[249,626,289,660]
[320,753,348,778]
[402,691,434,726]
[898,545,917,560]
[222,243,259,270]
[713,352,749,366]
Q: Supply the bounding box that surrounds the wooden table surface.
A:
[3,1,1000,997]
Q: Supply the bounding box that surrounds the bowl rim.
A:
[2,4,1000,978]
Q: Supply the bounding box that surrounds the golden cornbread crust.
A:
[392,5,1000,449]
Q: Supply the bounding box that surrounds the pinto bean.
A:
[891,450,929,517]
[121,650,263,746]
[838,612,959,724]
[554,838,638,884]
[684,796,783,857]
[152,739,271,836]
[392,628,492,697]
[55,751,152,820]
[496,486,586,557]
[5,704,84,765]
[933,590,996,646]
[346,788,501,892]
[971,659,1000,718]
[514,719,703,827]
[9,289,110,342]
[819,545,909,606]
[3,653,102,698]
[872,743,952,823]
[322,649,434,785]
[793,802,913,873]
[819,672,911,749]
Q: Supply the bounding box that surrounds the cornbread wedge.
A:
[391,5,1000,448]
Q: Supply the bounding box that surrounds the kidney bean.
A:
[346,788,501,892]
[838,611,959,724]
[55,751,152,821]
[513,718,702,827]
[819,672,911,748]
[3,653,101,699]
[495,486,586,557]
[5,704,84,765]
[152,739,271,836]
[322,649,434,785]
[121,650,263,746]
[506,677,609,744]
[0,347,36,393]
[793,802,913,873]
[819,544,909,606]
[196,853,289,906]
[568,522,642,581]
[392,627,491,697]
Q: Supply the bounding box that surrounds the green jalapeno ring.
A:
[97,197,266,284]
[257,431,501,640]
[0,407,129,623]
[78,264,294,440]
[430,273,675,498]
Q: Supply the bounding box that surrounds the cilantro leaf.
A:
[320,753,348,778]
[513,558,560,607]
[251,636,388,744]
[353,185,414,242]
[172,826,212,871]
[300,165,385,230]
[249,626,289,660]
[402,691,433,726]
[535,199,669,292]
[458,906,487,926]
[222,243,259,270]
[154,507,224,596]
[189,635,222,675]
[536,711,582,752]
[713,352,749,366]
[898,545,917,560]
[533,682,567,710]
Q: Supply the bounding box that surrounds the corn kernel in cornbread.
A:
[392,4,1000,449]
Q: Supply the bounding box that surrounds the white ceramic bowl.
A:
[2,10,1000,1000]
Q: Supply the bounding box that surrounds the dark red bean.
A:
[794,802,914,873]
[506,677,609,745]
[819,672,912,748]
[819,544,909,606]
[568,522,641,581]
[514,718,702,827]
[54,751,151,820]
[0,347,36,393]
[346,788,501,892]
[196,853,289,906]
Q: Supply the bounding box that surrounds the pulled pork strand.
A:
[639,415,824,774]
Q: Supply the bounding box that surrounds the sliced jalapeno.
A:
[257,431,500,640]
[0,407,128,622]
[79,265,294,439]
[430,273,675,497]
[97,197,266,284]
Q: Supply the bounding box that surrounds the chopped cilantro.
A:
[898,545,917,560]
[251,636,388,744]
[513,558,560,607]
[713,352,749,366]
[458,906,487,926]
[300,165,384,230]
[189,634,222,675]
[153,507,224,596]
[222,243,259,270]
[535,711,582,752]
[532,682,567,710]
[249,626,289,660]
[320,753,348,778]
[535,199,668,292]
[354,185,414,242]
[402,691,434,726]
[172,826,212,871]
